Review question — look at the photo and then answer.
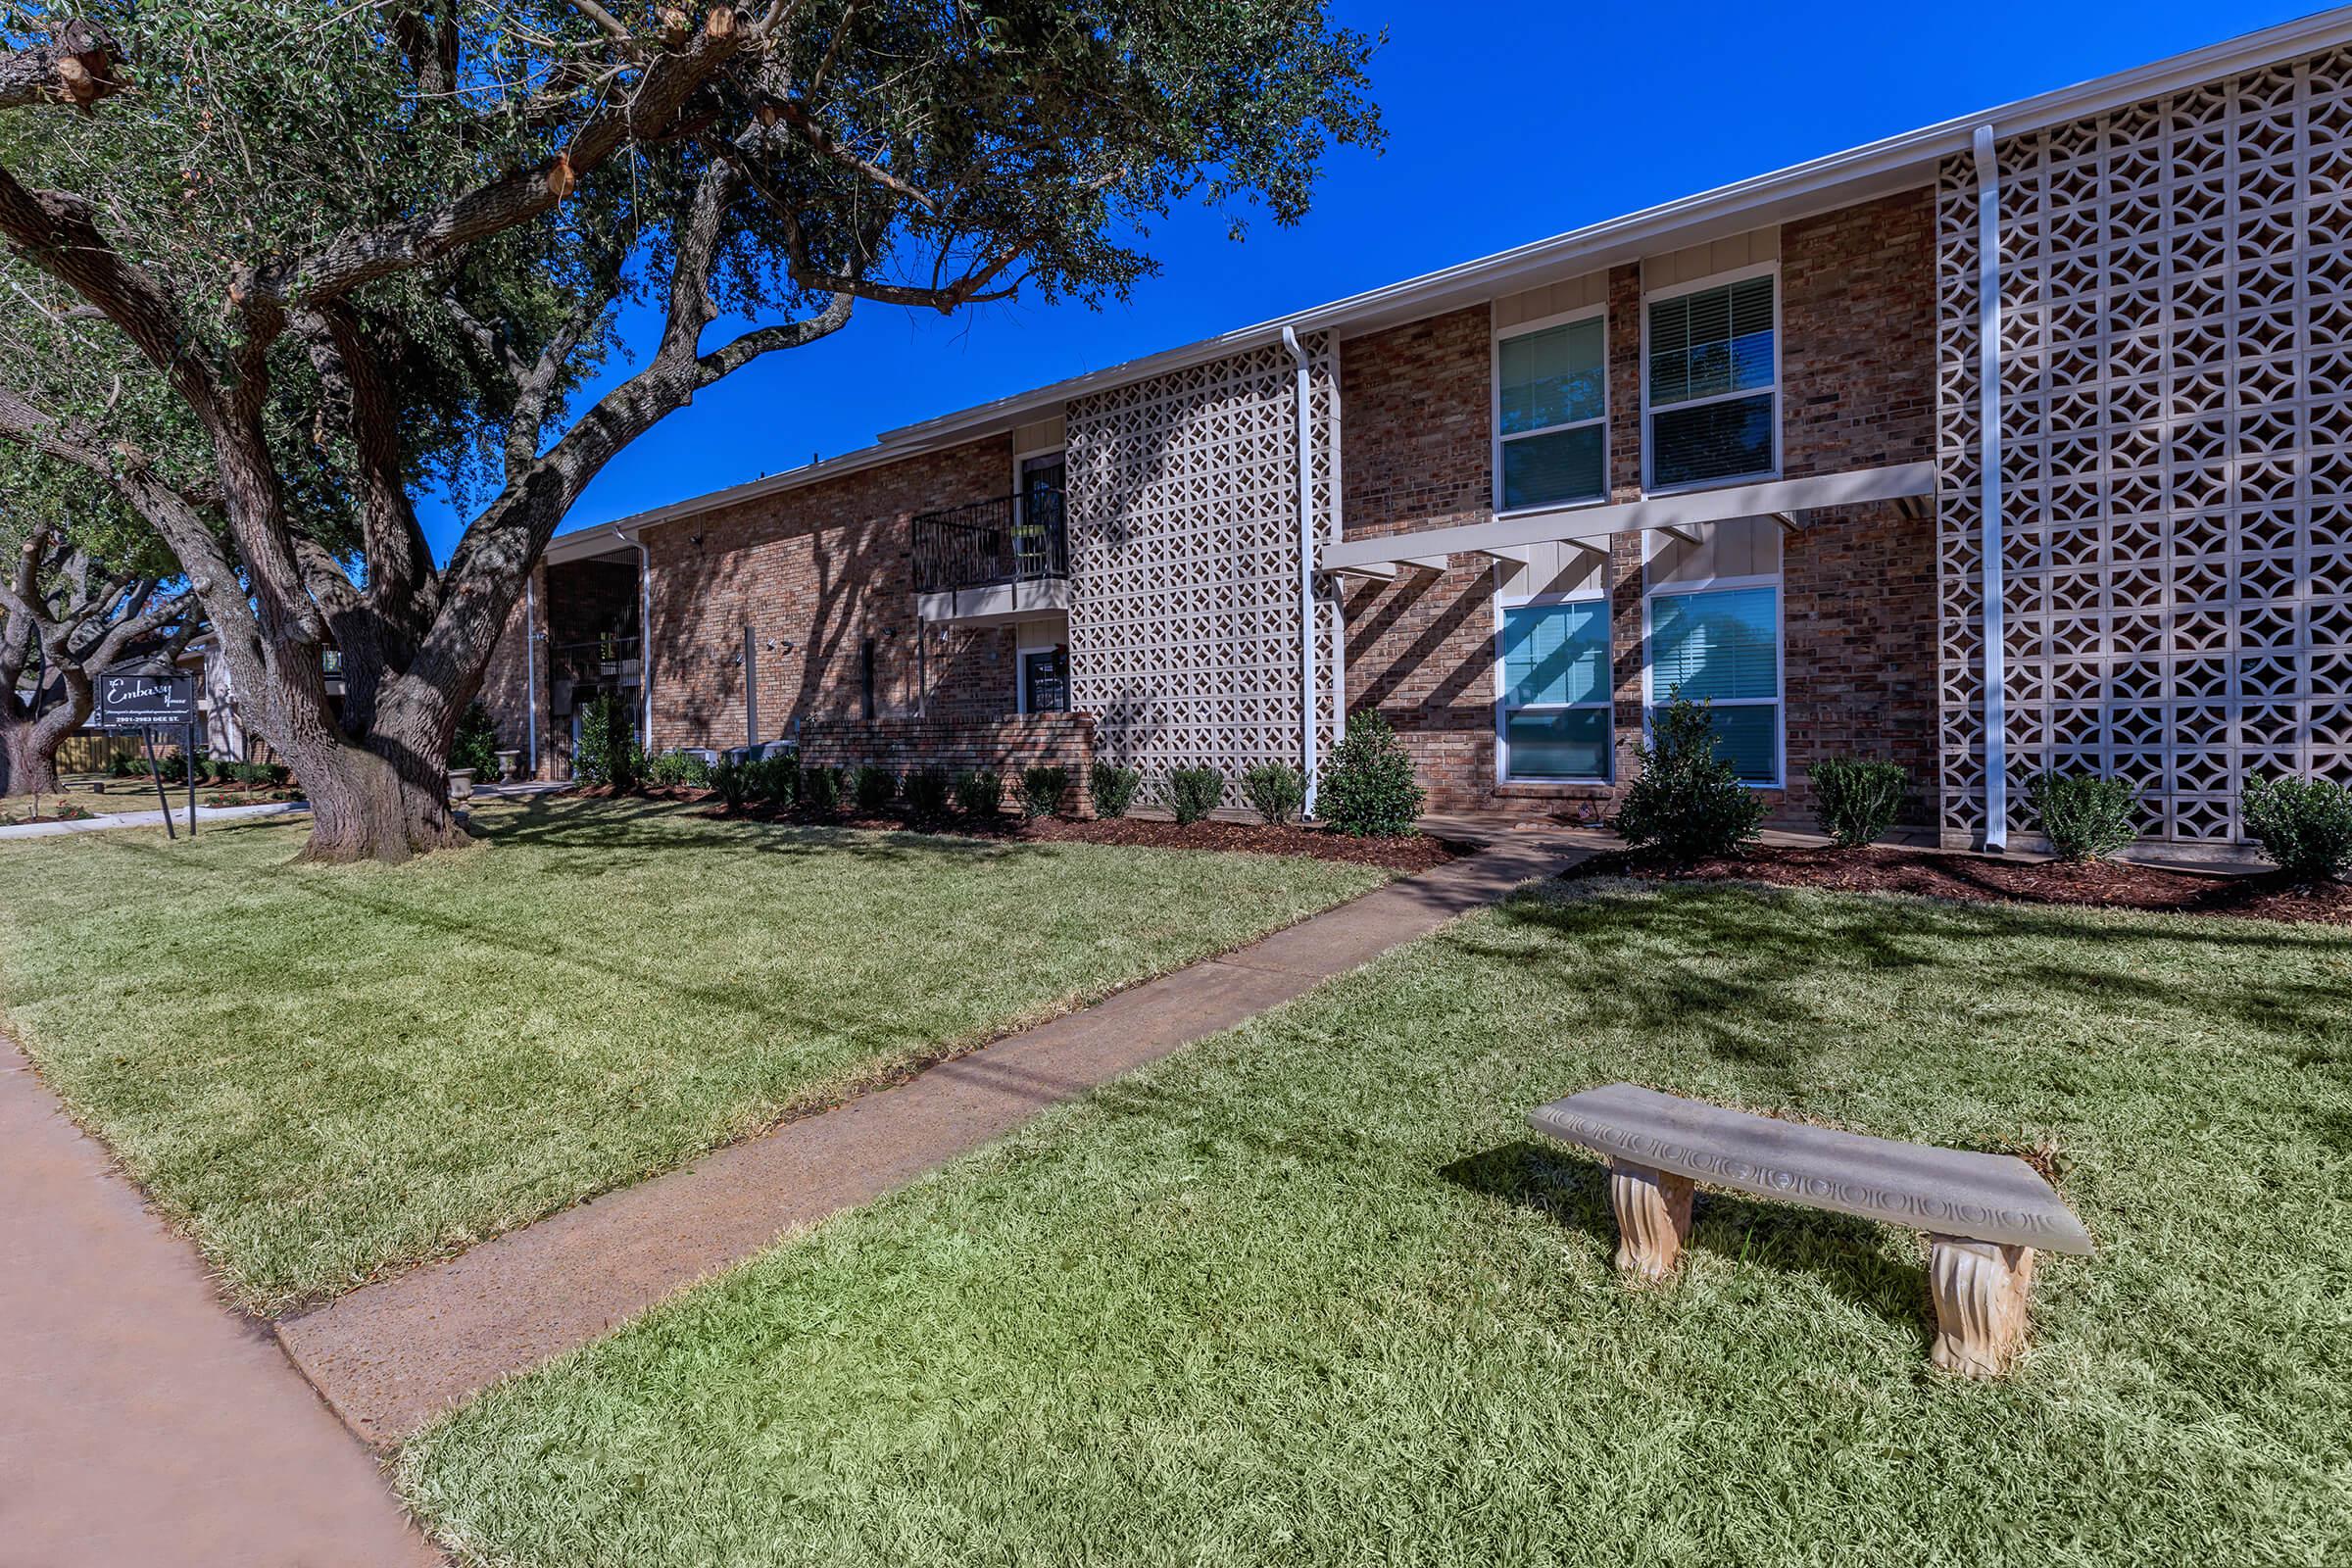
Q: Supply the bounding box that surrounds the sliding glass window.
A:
[1647,585,1781,785]
[1645,273,1777,490]
[1498,599,1612,781]
[1495,315,1606,512]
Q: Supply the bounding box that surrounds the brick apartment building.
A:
[482,12,2352,858]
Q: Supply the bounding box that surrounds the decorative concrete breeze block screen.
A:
[1936,47,2352,846]
[1065,336,1342,786]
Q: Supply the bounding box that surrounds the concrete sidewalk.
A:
[278,830,1592,1446]
[0,799,309,840]
[0,1045,440,1568]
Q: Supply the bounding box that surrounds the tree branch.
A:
[0,23,128,113]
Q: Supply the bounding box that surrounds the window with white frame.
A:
[1497,598,1612,780]
[1646,584,1780,785]
[1494,313,1606,512]
[1645,272,1777,490]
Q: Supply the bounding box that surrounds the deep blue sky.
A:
[418,0,2319,558]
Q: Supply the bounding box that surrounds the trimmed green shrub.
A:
[107,752,139,779]
[851,763,899,814]
[2240,771,2352,884]
[903,765,953,822]
[955,768,1003,818]
[800,764,843,815]
[575,693,642,791]
[1020,764,1070,819]
[1808,757,1907,849]
[748,750,799,808]
[1091,762,1142,819]
[707,758,752,812]
[1320,711,1424,837]
[646,751,710,787]
[449,700,501,779]
[1241,761,1306,825]
[2025,769,2140,861]
[1165,766,1224,825]
[1613,697,1766,860]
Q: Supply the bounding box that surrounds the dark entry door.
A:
[1022,647,1070,713]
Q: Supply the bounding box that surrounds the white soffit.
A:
[1318,464,1936,570]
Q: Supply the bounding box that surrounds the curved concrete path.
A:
[0,1044,440,1568]
[279,830,1592,1446]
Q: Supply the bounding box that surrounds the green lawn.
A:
[0,797,1386,1311]
[402,879,2352,1567]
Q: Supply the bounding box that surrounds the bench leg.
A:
[1607,1161,1693,1282]
[1928,1236,2036,1378]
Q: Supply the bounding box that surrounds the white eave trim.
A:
[1319,463,1935,570]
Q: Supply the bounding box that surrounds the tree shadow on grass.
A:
[468,793,1057,874]
[1471,879,2352,1073]
[1440,1137,1931,1345]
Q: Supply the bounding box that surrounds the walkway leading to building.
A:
[0,1045,440,1568]
[277,829,1593,1446]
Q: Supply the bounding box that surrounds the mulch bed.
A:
[588,785,1459,872]
[1567,842,2352,926]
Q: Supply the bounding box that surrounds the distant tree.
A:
[0,3,1382,860]
[0,462,199,797]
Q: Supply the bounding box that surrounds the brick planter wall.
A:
[797,712,1098,816]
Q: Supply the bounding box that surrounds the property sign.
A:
[90,672,195,731]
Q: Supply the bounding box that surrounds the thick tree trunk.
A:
[0,705,61,797]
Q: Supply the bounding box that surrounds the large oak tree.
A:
[0,1,1379,860]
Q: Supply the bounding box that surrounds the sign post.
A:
[92,672,198,841]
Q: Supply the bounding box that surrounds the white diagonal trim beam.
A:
[1320,462,1935,571]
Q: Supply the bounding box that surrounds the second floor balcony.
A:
[912,487,1070,626]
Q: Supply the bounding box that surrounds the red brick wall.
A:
[1776,189,1941,824]
[799,712,1096,815]
[478,564,552,776]
[641,437,1020,753]
[1338,305,1500,809]
[1338,197,1941,823]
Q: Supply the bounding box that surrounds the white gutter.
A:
[1974,124,2008,853]
[523,570,539,778]
[614,525,654,750]
[1282,326,1320,816]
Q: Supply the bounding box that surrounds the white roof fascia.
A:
[1318,464,1936,570]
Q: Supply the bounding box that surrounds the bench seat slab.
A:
[1528,1082,2092,1255]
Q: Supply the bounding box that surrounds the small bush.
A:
[2240,771,2352,884]
[1808,758,1907,849]
[646,751,710,787]
[1020,764,1070,819]
[154,750,187,785]
[1613,697,1766,860]
[449,701,501,779]
[574,693,642,791]
[708,758,752,812]
[2025,769,2140,861]
[1320,711,1424,837]
[903,765,952,822]
[851,762,899,814]
[1241,761,1307,825]
[1091,762,1142,819]
[747,750,799,808]
[107,753,139,779]
[800,764,843,815]
[1165,766,1224,825]
[955,768,1004,818]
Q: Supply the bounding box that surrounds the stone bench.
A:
[1528,1083,2093,1377]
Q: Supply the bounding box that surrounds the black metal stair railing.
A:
[912,487,1066,594]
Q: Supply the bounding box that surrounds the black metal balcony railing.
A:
[911,487,1067,595]
[553,635,641,681]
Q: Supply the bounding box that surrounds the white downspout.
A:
[1974,124,2008,852]
[1282,325,1320,816]
[615,525,654,751]
[523,571,539,778]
